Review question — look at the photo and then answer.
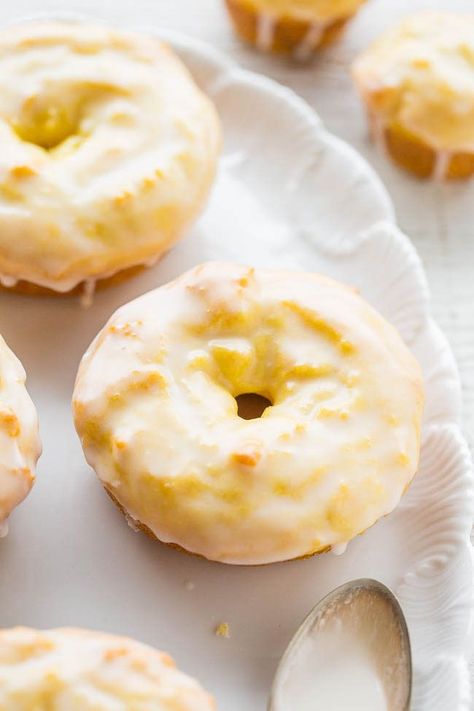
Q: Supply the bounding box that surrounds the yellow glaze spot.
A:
[285,362,334,379]
[318,406,351,421]
[283,301,355,356]
[459,43,474,64]
[211,341,253,384]
[154,204,179,231]
[187,351,212,371]
[12,467,34,484]
[215,623,230,638]
[85,222,109,241]
[0,409,20,437]
[10,164,36,179]
[82,419,110,449]
[353,437,373,451]
[0,183,22,201]
[144,474,207,502]
[109,322,141,339]
[141,176,156,191]
[125,370,167,394]
[103,646,128,662]
[231,443,261,467]
[218,487,245,505]
[113,191,133,207]
[108,393,125,408]
[339,370,359,387]
[13,105,78,150]
[326,484,355,535]
[314,388,337,402]
[396,452,410,467]
[411,57,431,69]
[273,466,326,499]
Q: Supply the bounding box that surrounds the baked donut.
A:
[73,262,424,565]
[353,13,474,180]
[0,626,215,709]
[0,335,40,534]
[0,21,220,294]
[225,0,366,59]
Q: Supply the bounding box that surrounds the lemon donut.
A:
[225,0,367,59]
[73,262,423,565]
[0,22,220,294]
[0,627,215,709]
[353,13,474,180]
[0,335,40,534]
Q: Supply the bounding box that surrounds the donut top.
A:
[241,0,366,22]
[74,263,423,565]
[353,13,474,151]
[0,335,40,531]
[0,627,215,710]
[0,22,220,291]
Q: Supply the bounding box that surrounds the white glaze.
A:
[256,13,276,52]
[0,627,214,710]
[293,21,327,61]
[73,262,423,565]
[80,278,96,309]
[432,150,451,181]
[331,541,348,556]
[0,334,41,530]
[371,114,387,156]
[0,21,220,292]
[0,274,18,288]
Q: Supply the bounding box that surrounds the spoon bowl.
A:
[269,578,412,711]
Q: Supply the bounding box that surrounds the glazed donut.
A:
[73,263,424,565]
[0,21,220,293]
[0,627,215,710]
[225,0,367,58]
[353,13,474,180]
[0,335,40,533]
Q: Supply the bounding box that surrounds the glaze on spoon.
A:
[269,579,411,711]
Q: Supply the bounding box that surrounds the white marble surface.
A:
[0,0,472,705]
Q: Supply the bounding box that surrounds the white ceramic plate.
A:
[0,28,472,711]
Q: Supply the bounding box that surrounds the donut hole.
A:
[12,105,80,150]
[235,393,272,420]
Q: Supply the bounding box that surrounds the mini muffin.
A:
[353,12,474,180]
[0,21,220,295]
[73,262,423,565]
[225,0,367,59]
[0,626,215,709]
[0,335,41,533]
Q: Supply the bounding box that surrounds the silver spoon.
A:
[269,579,412,711]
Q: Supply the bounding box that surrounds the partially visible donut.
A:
[0,627,215,710]
[73,262,424,565]
[0,335,40,533]
[0,22,220,293]
[225,0,367,58]
[353,13,474,180]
